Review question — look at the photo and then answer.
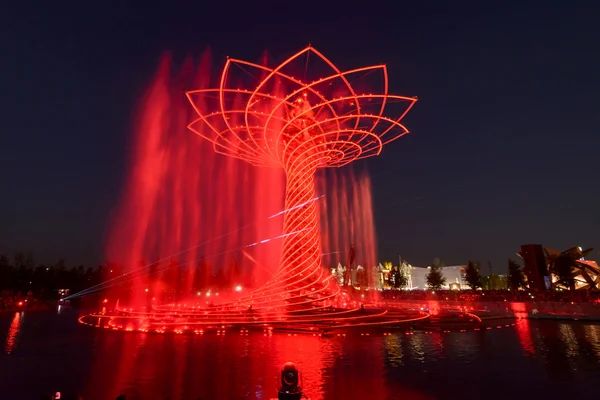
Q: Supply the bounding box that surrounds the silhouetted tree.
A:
[24,252,35,269]
[0,254,13,288]
[483,273,508,290]
[426,257,446,289]
[54,258,66,270]
[0,252,114,296]
[464,260,482,289]
[14,252,27,269]
[84,267,94,283]
[0,254,9,268]
[391,267,408,289]
[507,259,526,290]
[356,267,368,289]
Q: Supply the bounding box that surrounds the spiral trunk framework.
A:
[280,163,320,282]
[275,149,328,299]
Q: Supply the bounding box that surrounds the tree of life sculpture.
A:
[77,48,470,333]
[186,46,416,310]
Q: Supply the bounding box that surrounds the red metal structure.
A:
[186,46,416,309]
[78,47,440,333]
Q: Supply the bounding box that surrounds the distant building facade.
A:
[407,265,466,290]
[544,246,599,290]
[518,244,599,290]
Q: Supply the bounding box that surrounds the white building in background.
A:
[407,265,466,290]
[330,259,468,290]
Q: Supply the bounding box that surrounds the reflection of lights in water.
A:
[514,319,535,357]
[430,331,445,357]
[408,333,426,362]
[584,325,600,359]
[558,323,580,359]
[274,334,341,400]
[509,302,535,357]
[4,312,23,354]
[384,335,404,367]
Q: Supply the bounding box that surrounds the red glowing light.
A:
[186,46,416,308]
[80,47,422,333]
[4,312,22,354]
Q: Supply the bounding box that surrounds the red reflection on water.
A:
[331,336,388,399]
[430,331,445,358]
[427,300,440,316]
[84,333,338,399]
[111,334,143,397]
[510,302,534,356]
[4,312,22,354]
[274,335,340,399]
[84,333,150,399]
[81,329,439,400]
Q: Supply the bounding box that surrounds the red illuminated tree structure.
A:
[187,46,416,308]
[78,48,483,333]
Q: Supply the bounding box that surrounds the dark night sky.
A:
[1,1,599,271]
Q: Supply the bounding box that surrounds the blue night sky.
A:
[1,1,599,271]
